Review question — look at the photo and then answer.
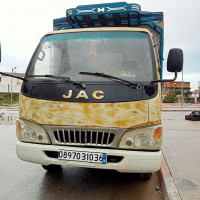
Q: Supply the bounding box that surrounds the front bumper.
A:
[16,141,161,173]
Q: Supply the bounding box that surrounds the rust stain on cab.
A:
[20,95,149,128]
[19,94,26,118]
[19,92,161,128]
[149,84,162,124]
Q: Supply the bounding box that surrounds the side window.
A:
[51,43,71,76]
[34,42,51,75]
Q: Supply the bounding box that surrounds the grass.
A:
[0,93,19,106]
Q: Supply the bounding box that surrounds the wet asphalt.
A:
[162,111,200,200]
[0,110,163,200]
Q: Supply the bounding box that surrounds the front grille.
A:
[53,129,115,146]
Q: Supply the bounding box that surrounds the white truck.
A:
[0,2,183,179]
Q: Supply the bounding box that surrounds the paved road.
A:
[162,111,191,120]
[0,112,163,200]
[162,111,200,200]
[0,109,18,125]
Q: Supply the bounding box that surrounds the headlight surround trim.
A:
[118,125,162,150]
[16,119,51,144]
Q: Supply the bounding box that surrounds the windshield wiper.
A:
[79,72,140,89]
[28,74,86,89]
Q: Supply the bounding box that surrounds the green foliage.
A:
[0,93,19,106]
[163,93,178,103]
[174,90,191,97]
[184,91,192,97]
[174,89,181,95]
[184,97,194,103]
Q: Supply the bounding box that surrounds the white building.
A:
[0,73,24,93]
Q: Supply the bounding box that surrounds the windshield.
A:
[27,31,155,82]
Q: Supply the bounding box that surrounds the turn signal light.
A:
[154,127,162,139]
[16,120,21,132]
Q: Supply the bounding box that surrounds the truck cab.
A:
[10,2,183,179]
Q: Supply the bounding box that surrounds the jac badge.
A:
[62,90,104,100]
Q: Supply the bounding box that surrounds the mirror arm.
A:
[0,71,26,81]
[151,71,177,84]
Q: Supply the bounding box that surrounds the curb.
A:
[158,154,181,200]
[162,109,195,112]
[0,107,19,111]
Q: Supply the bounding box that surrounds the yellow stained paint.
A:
[19,92,161,128]
[19,94,160,128]
[149,83,162,124]
[19,94,26,118]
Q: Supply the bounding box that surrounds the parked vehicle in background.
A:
[185,111,200,121]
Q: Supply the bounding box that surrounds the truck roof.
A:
[53,2,163,33]
[46,27,152,36]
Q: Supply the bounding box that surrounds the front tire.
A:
[139,173,152,180]
[42,164,62,171]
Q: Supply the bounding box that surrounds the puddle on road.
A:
[0,113,18,125]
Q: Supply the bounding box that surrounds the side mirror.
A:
[167,48,183,72]
[151,48,183,84]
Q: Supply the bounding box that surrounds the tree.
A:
[184,91,192,97]
[174,89,191,97]
[174,89,181,95]
[163,93,178,103]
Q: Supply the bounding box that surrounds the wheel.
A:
[139,173,152,180]
[42,164,62,171]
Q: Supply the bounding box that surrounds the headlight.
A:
[16,119,50,144]
[134,132,155,148]
[119,125,162,150]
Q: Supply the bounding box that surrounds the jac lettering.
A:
[62,90,104,100]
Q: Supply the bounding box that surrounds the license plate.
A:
[58,150,107,164]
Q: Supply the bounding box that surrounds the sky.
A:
[0,0,200,90]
